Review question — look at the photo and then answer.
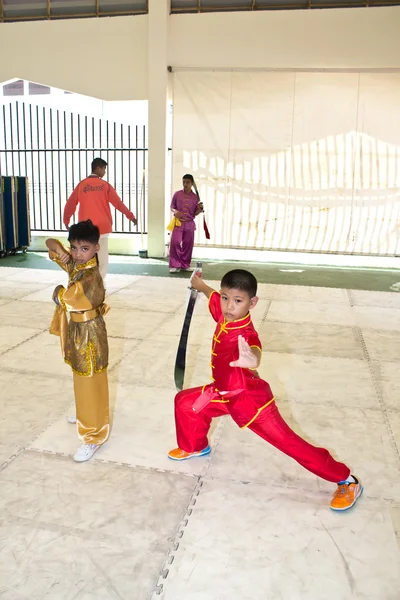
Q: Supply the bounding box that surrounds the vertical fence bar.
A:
[28,104,36,229]
[71,112,75,191]
[128,124,132,232]
[57,109,62,230]
[1,106,6,175]
[9,104,15,177]
[16,102,21,175]
[22,103,27,180]
[135,125,139,230]
[49,108,57,230]
[63,110,69,223]
[85,115,88,180]
[121,122,126,232]
[43,107,50,229]
[143,125,146,233]
[114,120,117,190]
[36,105,43,229]
[77,114,82,184]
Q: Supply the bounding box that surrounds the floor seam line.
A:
[150,419,226,598]
[0,328,48,358]
[355,326,400,464]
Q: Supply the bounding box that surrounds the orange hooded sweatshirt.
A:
[63,175,135,234]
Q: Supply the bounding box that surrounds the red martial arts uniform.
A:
[174,291,350,483]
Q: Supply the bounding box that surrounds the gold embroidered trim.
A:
[240,398,275,429]
[58,287,67,312]
[65,341,108,377]
[70,256,98,279]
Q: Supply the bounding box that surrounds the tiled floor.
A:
[0,267,400,599]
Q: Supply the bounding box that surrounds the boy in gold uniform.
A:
[46,220,110,462]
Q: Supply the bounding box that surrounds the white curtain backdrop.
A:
[172,71,400,256]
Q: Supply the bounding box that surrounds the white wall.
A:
[169,7,400,70]
[0,7,400,104]
[0,15,148,100]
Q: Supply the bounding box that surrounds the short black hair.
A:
[182,174,194,182]
[221,269,257,298]
[91,157,107,172]
[68,220,100,245]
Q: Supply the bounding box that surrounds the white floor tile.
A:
[20,285,59,303]
[0,300,51,329]
[0,443,21,467]
[0,331,138,378]
[268,300,356,327]
[106,307,168,340]
[361,328,400,362]
[387,411,400,455]
[1,272,400,600]
[0,267,27,278]
[0,371,73,447]
[0,280,49,300]
[259,321,364,359]
[258,283,350,305]
[351,289,400,309]
[3,267,66,284]
[378,361,400,411]
[155,480,400,600]
[0,452,195,600]
[354,306,400,331]
[109,336,187,390]
[0,325,43,355]
[258,352,376,409]
[108,287,184,313]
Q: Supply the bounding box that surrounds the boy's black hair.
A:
[68,220,100,245]
[91,157,107,172]
[182,173,194,182]
[221,269,257,298]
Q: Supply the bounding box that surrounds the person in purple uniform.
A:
[169,174,204,273]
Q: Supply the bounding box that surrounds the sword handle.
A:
[189,261,202,288]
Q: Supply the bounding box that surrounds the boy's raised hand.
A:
[190,273,203,291]
[58,250,71,264]
[52,284,63,305]
[230,335,259,369]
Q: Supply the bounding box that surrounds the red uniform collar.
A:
[219,312,252,331]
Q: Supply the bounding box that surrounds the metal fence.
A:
[0,101,148,234]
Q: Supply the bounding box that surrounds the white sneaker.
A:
[67,416,76,424]
[73,443,99,462]
[169,268,180,273]
[390,282,400,292]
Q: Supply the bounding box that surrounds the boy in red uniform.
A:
[168,269,363,511]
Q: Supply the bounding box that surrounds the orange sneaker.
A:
[330,476,363,511]
[168,446,211,461]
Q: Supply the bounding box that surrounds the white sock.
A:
[339,475,356,485]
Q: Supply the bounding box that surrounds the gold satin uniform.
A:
[49,246,110,446]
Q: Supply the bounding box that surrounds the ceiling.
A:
[0,0,398,22]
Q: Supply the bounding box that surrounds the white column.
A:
[147,0,170,257]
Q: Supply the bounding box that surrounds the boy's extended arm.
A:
[108,186,137,224]
[63,187,79,228]
[190,274,215,299]
[45,239,71,264]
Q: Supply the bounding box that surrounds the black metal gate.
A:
[0,101,147,234]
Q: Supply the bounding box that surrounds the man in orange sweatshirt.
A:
[63,158,137,281]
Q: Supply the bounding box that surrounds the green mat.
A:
[1,250,400,293]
